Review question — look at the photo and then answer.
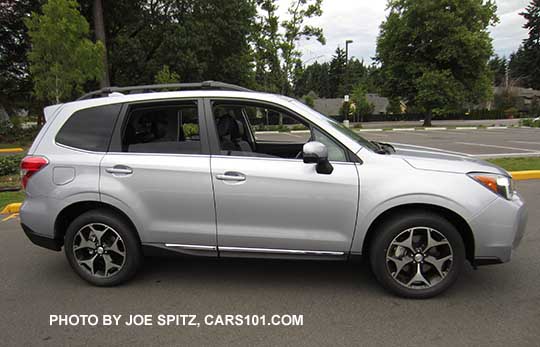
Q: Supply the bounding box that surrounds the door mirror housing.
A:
[303,141,333,174]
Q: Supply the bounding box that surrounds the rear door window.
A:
[121,102,201,154]
[55,104,121,152]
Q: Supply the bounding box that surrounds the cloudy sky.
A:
[275,0,530,64]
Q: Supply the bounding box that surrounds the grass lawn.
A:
[0,190,25,209]
[487,157,540,171]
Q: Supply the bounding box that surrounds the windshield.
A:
[289,99,380,152]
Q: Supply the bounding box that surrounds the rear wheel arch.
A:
[54,201,141,247]
[362,204,475,264]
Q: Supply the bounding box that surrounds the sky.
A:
[275,0,531,64]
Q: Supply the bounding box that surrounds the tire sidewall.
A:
[64,209,142,286]
[369,212,465,299]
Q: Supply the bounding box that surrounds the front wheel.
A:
[64,209,142,286]
[369,212,465,299]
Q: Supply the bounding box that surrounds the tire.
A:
[369,211,465,299]
[64,209,142,286]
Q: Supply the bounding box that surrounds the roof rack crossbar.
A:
[77,81,252,100]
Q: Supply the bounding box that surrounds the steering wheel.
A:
[295,151,303,159]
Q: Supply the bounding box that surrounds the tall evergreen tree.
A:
[489,55,508,87]
[509,0,540,89]
[328,47,347,98]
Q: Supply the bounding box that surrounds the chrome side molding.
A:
[220,246,344,256]
[163,244,344,256]
[164,243,217,251]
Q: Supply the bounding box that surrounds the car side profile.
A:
[20,82,528,298]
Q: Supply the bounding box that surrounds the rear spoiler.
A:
[43,104,63,122]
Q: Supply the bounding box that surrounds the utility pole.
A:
[344,40,353,125]
[345,40,353,65]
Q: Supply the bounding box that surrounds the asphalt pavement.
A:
[1,181,539,346]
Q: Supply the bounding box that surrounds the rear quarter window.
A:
[55,104,121,152]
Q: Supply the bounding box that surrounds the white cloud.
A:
[274,0,530,63]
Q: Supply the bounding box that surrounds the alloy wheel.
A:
[385,227,453,289]
[72,223,126,278]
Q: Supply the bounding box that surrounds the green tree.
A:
[26,0,104,104]
[350,83,374,122]
[489,55,508,87]
[77,0,257,88]
[154,65,180,84]
[329,47,347,98]
[253,0,284,92]
[376,0,498,126]
[509,0,540,89]
[0,0,44,114]
[280,0,325,95]
[293,61,331,97]
[387,97,402,114]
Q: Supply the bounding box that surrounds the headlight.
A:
[468,173,514,200]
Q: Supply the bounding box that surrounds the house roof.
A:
[313,94,390,115]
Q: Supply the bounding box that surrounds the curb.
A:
[510,170,540,181]
[0,147,24,153]
[355,126,537,132]
[1,202,21,214]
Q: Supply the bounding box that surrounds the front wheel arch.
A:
[361,204,475,264]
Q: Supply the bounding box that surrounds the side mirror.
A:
[303,141,333,175]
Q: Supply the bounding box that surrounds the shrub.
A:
[0,154,24,176]
[182,123,199,138]
[521,118,540,127]
[291,124,308,131]
[275,125,290,132]
[0,120,40,145]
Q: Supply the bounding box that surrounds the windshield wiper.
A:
[371,141,395,154]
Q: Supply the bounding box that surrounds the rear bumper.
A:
[21,223,62,251]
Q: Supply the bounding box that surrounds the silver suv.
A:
[20,82,528,298]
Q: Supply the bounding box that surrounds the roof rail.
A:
[77,81,253,100]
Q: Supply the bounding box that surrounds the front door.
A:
[207,99,359,257]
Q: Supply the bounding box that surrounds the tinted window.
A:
[122,102,201,154]
[56,104,121,152]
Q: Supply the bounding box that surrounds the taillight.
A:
[20,156,48,189]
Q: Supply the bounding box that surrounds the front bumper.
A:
[471,192,528,265]
[21,223,62,251]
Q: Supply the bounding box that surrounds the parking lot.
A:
[1,185,539,344]
[256,127,540,158]
[1,127,539,346]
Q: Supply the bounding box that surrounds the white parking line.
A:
[509,141,540,145]
[487,126,508,129]
[358,129,384,132]
[393,128,416,131]
[456,127,478,130]
[424,127,447,131]
[456,142,540,152]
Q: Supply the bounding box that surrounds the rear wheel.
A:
[64,209,142,286]
[369,212,465,298]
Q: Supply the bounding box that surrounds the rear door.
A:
[206,99,359,257]
[100,99,217,254]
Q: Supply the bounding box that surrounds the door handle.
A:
[106,166,133,175]
[216,172,246,182]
